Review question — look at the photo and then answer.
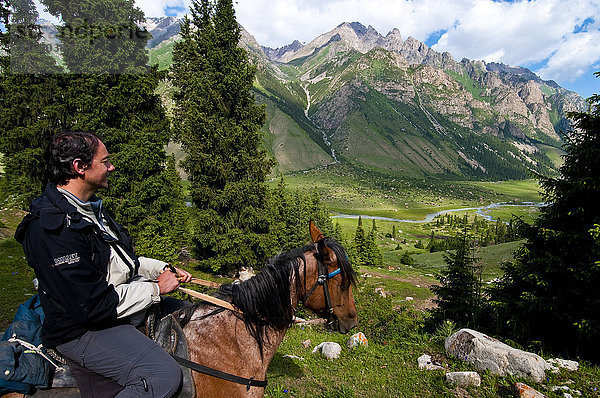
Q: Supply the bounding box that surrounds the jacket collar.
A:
[33,183,96,231]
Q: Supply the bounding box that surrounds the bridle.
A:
[301,238,341,327]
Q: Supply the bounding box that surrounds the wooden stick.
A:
[188,278,222,288]
[178,287,240,313]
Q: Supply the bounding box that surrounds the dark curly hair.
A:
[45,131,101,185]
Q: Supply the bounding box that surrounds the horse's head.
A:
[302,221,358,333]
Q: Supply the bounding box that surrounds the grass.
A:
[473,179,543,203]
[538,144,565,169]
[0,238,36,329]
[264,283,600,397]
[0,206,36,328]
[147,40,175,71]
[2,173,593,396]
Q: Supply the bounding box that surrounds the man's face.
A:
[84,141,115,190]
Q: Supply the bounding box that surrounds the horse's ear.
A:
[310,220,325,243]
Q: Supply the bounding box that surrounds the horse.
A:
[183,221,357,397]
[16,222,357,397]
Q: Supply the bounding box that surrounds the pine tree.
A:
[42,0,148,74]
[7,0,62,74]
[491,76,600,357]
[267,178,334,253]
[353,216,366,265]
[171,0,274,272]
[0,0,62,205]
[431,225,481,327]
[333,221,343,243]
[366,228,383,267]
[351,216,383,267]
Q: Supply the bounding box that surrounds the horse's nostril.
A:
[338,318,358,333]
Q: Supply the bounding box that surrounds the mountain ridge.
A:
[146,18,585,179]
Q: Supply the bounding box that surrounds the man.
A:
[15,131,192,397]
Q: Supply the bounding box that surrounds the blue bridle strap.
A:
[328,268,341,278]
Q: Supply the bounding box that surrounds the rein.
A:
[172,356,267,391]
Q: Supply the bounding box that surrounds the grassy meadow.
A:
[273,165,542,219]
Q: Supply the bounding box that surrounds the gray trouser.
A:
[57,324,182,398]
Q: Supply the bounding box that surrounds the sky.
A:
[37,0,600,99]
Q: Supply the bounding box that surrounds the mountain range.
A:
[146,18,586,180]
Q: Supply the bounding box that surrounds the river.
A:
[331,202,546,224]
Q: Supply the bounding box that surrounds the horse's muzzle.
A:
[336,317,358,334]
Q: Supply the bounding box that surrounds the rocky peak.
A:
[144,16,182,49]
[384,28,402,42]
[400,36,431,64]
[262,40,304,61]
[275,22,389,63]
[346,22,368,36]
[240,26,267,58]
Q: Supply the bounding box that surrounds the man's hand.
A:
[174,267,193,283]
[156,270,180,294]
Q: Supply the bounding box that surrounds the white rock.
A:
[237,266,255,281]
[445,329,551,383]
[551,385,581,397]
[547,358,579,372]
[347,332,368,349]
[445,371,481,388]
[282,354,304,361]
[312,342,342,360]
[417,354,443,370]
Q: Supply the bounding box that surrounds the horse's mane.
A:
[217,239,356,355]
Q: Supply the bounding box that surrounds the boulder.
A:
[312,342,342,360]
[445,371,481,388]
[445,329,550,383]
[347,332,368,349]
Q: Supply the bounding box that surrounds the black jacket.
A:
[15,183,141,348]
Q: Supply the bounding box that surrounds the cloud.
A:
[537,30,600,83]
[135,0,188,18]
[430,0,600,68]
